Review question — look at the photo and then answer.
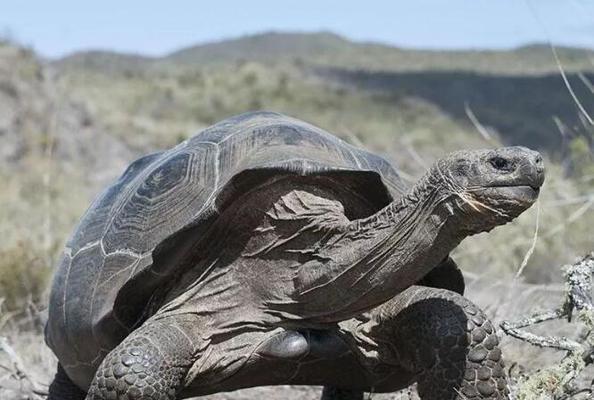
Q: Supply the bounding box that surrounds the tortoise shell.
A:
[45,111,406,384]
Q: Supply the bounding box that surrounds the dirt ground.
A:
[2,275,592,399]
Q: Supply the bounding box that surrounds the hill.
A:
[55,31,594,75]
[54,50,155,74]
[53,31,594,157]
[167,31,594,75]
[316,67,594,151]
[0,32,590,300]
[1,33,594,400]
[167,31,356,65]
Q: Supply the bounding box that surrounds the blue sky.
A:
[1,0,593,58]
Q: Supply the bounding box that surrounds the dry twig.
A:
[464,102,498,145]
[501,253,594,399]
[0,336,48,398]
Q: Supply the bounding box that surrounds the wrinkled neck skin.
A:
[355,167,468,275]
[295,167,471,322]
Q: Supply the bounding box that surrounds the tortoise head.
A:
[432,146,545,234]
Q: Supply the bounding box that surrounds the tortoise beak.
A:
[517,148,545,190]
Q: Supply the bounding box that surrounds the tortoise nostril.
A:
[533,153,545,174]
[490,156,510,171]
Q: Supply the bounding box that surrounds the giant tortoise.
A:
[46,111,544,400]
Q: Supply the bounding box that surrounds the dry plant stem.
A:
[515,198,540,278]
[464,101,497,145]
[564,255,594,317]
[524,0,593,125]
[549,44,594,125]
[542,199,594,239]
[0,336,48,398]
[500,253,594,398]
[577,72,594,95]
[500,309,581,352]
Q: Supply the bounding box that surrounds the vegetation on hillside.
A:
[2,31,593,306]
[1,32,593,398]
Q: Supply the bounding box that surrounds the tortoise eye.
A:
[490,156,509,171]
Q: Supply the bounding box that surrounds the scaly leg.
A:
[324,286,509,399]
[85,317,199,400]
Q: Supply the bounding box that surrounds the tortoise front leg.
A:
[325,286,509,400]
[85,317,198,400]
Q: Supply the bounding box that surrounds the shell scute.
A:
[102,151,214,254]
[47,111,405,384]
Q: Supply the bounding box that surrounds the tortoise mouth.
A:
[487,183,540,194]
[486,183,541,191]
[479,184,540,205]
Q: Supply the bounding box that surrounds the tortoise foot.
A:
[85,320,194,400]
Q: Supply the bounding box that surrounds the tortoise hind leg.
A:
[85,317,198,400]
[48,364,87,400]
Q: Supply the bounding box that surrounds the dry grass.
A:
[0,300,54,400]
[0,39,593,399]
[2,275,592,400]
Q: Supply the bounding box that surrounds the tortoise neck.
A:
[356,167,465,272]
[278,169,469,322]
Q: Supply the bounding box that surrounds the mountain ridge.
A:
[53,31,594,75]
